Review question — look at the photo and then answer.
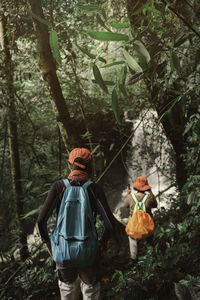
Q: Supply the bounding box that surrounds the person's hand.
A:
[126,187,131,194]
[46,239,52,256]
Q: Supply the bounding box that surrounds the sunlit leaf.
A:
[80,5,99,13]
[93,64,108,93]
[49,30,62,65]
[101,61,125,68]
[76,44,96,59]
[112,89,121,125]
[109,22,130,29]
[123,49,143,73]
[133,40,150,64]
[84,31,129,41]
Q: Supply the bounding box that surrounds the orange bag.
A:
[125,193,155,240]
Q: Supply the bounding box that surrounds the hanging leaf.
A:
[84,31,129,41]
[29,10,51,27]
[170,52,181,74]
[101,61,125,68]
[92,79,115,86]
[109,22,130,29]
[119,66,127,84]
[112,89,121,125]
[119,84,128,97]
[93,64,108,93]
[123,49,143,73]
[98,57,107,63]
[80,5,99,13]
[133,40,150,64]
[91,144,100,155]
[76,44,96,59]
[49,30,62,65]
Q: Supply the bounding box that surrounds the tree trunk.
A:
[0,4,29,260]
[126,0,188,190]
[29,0,78,150]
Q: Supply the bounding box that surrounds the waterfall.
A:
[113,109,177,223]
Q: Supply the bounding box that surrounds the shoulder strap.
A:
[82,180,93,189]
[63,179,71,188]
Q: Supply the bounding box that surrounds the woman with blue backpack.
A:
[37,148,124,300]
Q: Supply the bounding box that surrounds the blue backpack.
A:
[50,179,98,268]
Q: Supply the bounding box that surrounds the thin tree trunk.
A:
[0,3,29,260]
[29,0,78,150]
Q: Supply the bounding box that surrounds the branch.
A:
[162,0,200,39]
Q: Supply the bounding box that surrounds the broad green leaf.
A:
[80,5,99,13]
[93,64,108,93]
[49,30,62,65]
[84,31,129,41]
[29,11,51,27]
[170,52,181,74]
[112,89,121,125]
[101,61,125,68]
[109,22,130,29]
[92,79,115,86]
[133,40,150,64]
[76,44,96,59]
[123,49,143,73]
[119,66,127,84]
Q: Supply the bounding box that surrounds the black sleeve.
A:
[88,183,116,243]
[37,180,65,243]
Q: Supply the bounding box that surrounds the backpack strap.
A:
[82,180,93,189]
[131,188,149,213]
[63,179,71,188]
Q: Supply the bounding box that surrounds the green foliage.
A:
[49,30,62,65]
[112,88,121,125]
[84,31,129,41]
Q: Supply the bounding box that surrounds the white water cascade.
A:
[113,109,177,223]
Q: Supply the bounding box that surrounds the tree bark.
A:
[0,3,29,260]
[28,0,78,150]
[126,0,188,190]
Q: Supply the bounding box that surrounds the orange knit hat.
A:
[68,148,91,169]
[132,176,151,191]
